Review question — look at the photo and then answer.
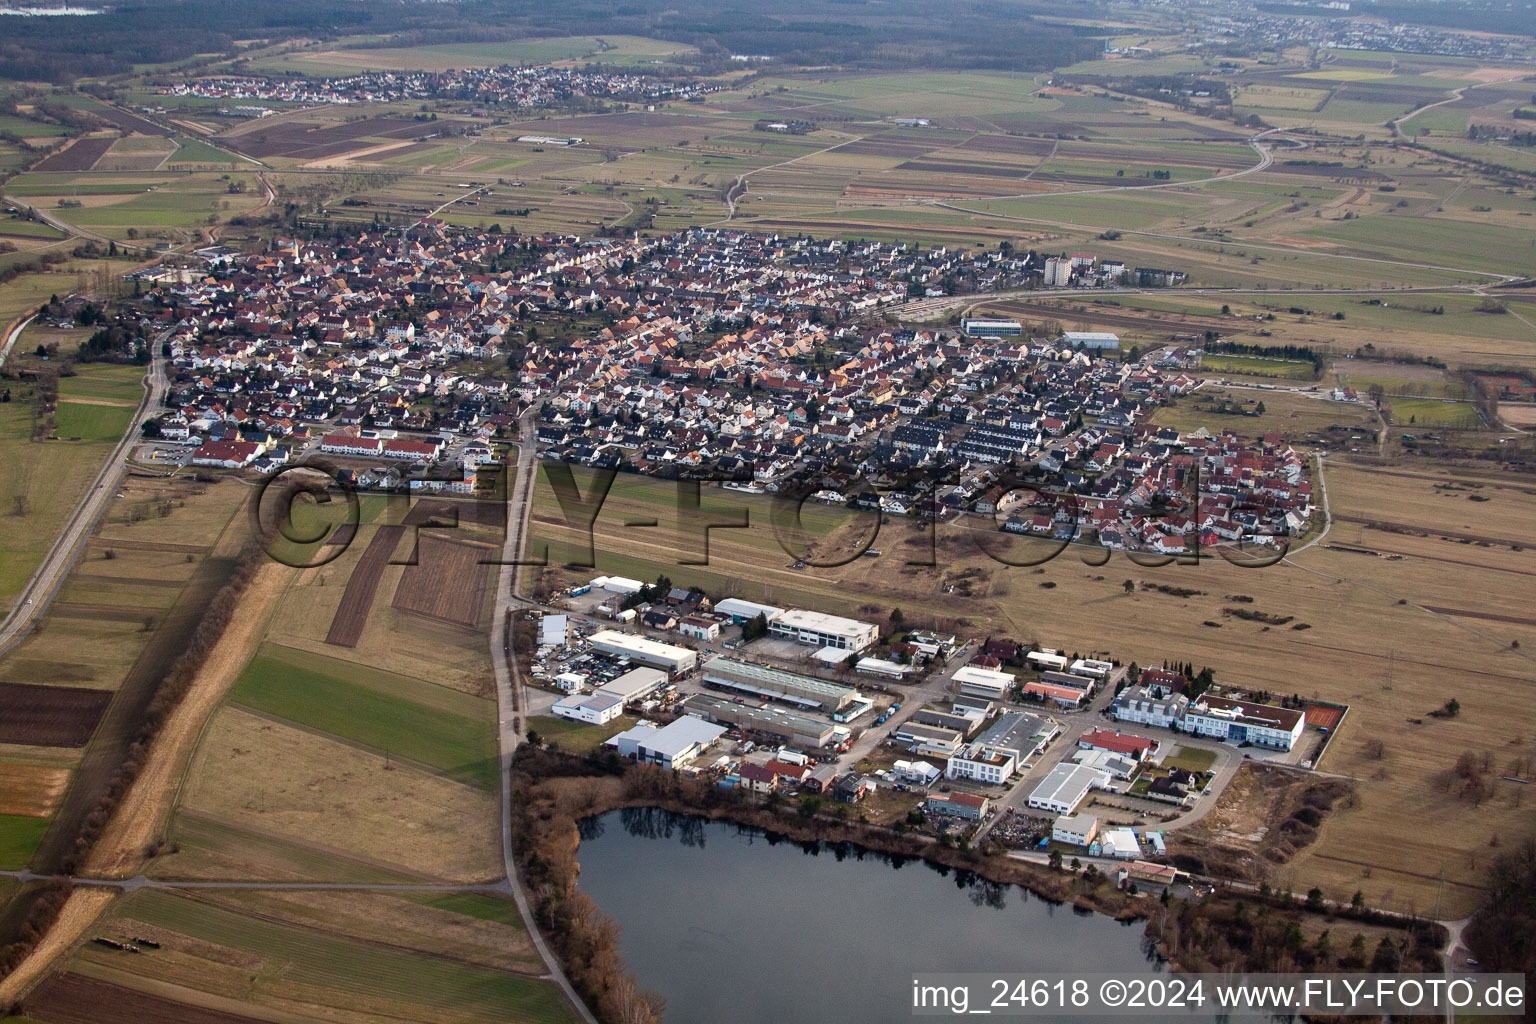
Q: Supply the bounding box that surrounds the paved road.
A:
[1,196,151,254]
[0,313,37,369]
[0,333,168,656]
[970,674,1122,843]
[489,414,599,1024]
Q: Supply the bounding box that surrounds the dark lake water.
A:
[576,809,1240,1024]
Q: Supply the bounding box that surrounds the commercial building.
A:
[1052,812,1099,847]
[1026,650,1069,672]
[768,609,878,652]
[973,711,1054,764]
[701,657,857,713]
[952,665,1014,700]
[589,629,698,675]
[945,746,1016,785]
[1063,331,1121,350]
[1183,696,1304,751]
[1027,762,1112,815]
[1071,748,1138,780]
[926,792,990,820]
[1039,670,1095,692]
[1077,730,1158,761]
[714,598,785,624]
[1111,686,1189,730]
[553,671,587,693]
[682,694,836,748]
[856,657,914,681]
[591,575,645,595]
[598,666,670,703]
[539,613,569,648]
[607,716,726,769]
[550,691,625,725]
[678,615,721,641]
[1070,658,1115,679]
[913,708,978,738]
[961,318,1023,338]
[1098,828,1142,860]
[893,759,941,786]
[892,721,964,757]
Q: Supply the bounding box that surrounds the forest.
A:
[0,0,1106,84]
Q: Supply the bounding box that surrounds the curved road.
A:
[0,333,168,656]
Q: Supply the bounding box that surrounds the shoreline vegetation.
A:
[510,745,1447,1024]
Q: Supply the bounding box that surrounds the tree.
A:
[1254,401,1266,415]
[889,607,903,625]
[1048,848,1063,870]
[1123,579,1135,594]
[1350,890,1365,913]
[1369,936,1400,972]
[1306,887,1325,912]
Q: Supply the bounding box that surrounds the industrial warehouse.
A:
[683,694,839,749]
[701,657,859,713]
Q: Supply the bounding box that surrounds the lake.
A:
[576,809,1235,1024]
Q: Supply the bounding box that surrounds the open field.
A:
[0,761,71,818]
[526,713,638,755]
[24,973,268,1024]
[29,883,571,1024]
[0,814,50,870]
[1200,354,1318,380]
[251,34,695,74]
[324,525,405,647]
[171,706,500,882]
[1150,386,1378,442]
[391,533,493,628]
[0,682,112,748]
[0,346,146,615]
[1383,396,1485,429]
[228,644,498,789]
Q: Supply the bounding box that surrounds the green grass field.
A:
[165,136,251,167]
[0,217,68,240]
[526,713,637,755]
[0,352,144,614]
[101,889,576,1024]
[52,400,135,441]
[1163,746,1217,773]
[1386,396,1484,429]
[1201,354,1317,380]
[405,891,528,928]
[0,813,49,870]
[228,645,499,788]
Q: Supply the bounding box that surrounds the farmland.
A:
[391,533,494,628]
[23,883,571,1024]
[324,525,405,647]
[168,706,500,882]
[227,644,498,788]
[0,342,146,616]
[0,683,112,748]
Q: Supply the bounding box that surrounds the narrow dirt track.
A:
[0,889,115,1006]
[84,562,293,879]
